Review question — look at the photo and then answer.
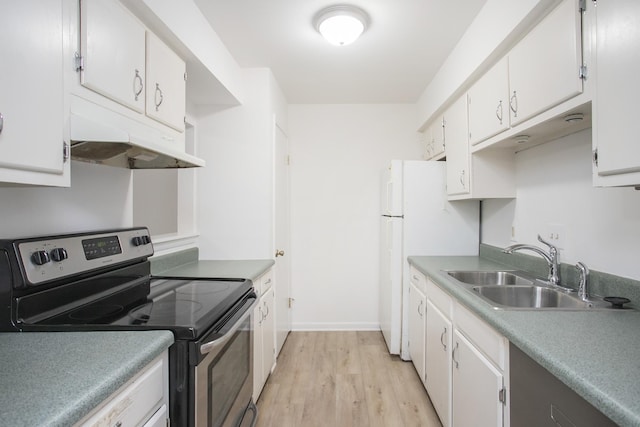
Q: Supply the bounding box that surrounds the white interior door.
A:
[274,123,291,355]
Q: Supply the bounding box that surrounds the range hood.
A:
[69,113,205,169]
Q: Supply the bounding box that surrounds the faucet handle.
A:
[537,234,556,250]
[575,262,590,300]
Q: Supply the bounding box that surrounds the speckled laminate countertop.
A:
[153,259,275,281]
[0,330,174,427]
[408,255,640,427]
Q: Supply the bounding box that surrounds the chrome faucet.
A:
[575,262,590,301]
[503,235,572,291]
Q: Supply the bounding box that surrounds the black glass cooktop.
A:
[28,277,253,340]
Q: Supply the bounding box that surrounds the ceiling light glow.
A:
[314,5,369,46]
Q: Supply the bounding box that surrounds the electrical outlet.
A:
[545,224,565,249]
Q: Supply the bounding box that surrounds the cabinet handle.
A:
[263,301,269,320]
[440,327,447,351]
[0,112,3,134]
[154,83,164,111]
[459,170,466,189]
[115,422,122,427]
[452,341,459,369]
[133,69,143,101]
[509,91,518,117]
[417,300,424,317]
[275,249,285,257]
[496,100,503,124]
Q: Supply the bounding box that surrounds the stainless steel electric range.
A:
[0,227,258,427]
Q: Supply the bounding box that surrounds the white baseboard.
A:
[292,322,380,331]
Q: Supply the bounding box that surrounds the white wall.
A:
[195,68,286,259]
[288,104,423,330]
[0,161,133,238]
[482,128,640,280]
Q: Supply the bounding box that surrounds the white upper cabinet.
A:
[79,0,187,134]
[592,0,640,186]
[145,32,186,132]
[0,0,69,186]
[468,58,509,146]
[80,0,146,113]
[445,96,470,196]
[508,0,583,126]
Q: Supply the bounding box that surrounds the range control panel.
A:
[15,228,153,286]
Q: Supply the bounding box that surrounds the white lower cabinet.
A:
[408,282,426,384]
[452,329,505,427]
[411,273,509,427]
[425,298,452,427]
[76,352,169,427]
[253,268,276,402]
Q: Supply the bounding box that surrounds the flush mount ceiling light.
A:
[314,5,369,46]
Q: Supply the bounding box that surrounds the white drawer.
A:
[426,278,453,319]
[255,268,274,296]
[454,302,507,370]
[78,356,165,427]
[409,265,427,294]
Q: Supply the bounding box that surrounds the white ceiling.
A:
[194,0,488,104]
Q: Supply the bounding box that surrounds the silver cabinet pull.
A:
[133,69,143,101]
[417,300,424,317]
[510,90,518,117]
[496,100,503,124]
[440,327,447,351]
[262,300,269,320]
[275,249,285,257]
[459,170,466,189]
[0,112,3,134]
[154,83,163,111]
[452,341,459,368]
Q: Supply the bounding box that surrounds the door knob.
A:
[275,249,285,257]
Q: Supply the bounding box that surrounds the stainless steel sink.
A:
[473,285,594,310]
[446,270,534,286]
[442,269,630,311]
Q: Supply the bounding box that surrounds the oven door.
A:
[194,294,258,427]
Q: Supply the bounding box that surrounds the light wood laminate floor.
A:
[255,331,442,427]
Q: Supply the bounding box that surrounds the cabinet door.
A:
[262,287,276,382]
[425,299,452,427]
[444,96,470,196]
[408,284,426,384]
[0,0,66,184]
[593,0,640,180]
[508,0,582,126]
[145,32,186,132]
[252,302,264,402]
[80,0,146,113]
[452,330,504,427]
[468,58,509,145]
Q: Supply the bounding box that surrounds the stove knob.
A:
[142,235,151,245]
[132,236,144,247]
[31,250,50,266]
[50,247,68,262]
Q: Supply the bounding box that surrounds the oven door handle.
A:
[199,295,258,355]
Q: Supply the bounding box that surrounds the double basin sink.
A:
[444,270,615,311]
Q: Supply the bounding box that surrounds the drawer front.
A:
[454,302,506,370]
[409,266,427,294]
[255,269,274,296]
[426,278,453,319]
[79,356,165,427]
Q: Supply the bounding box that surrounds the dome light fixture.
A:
[314,5,369,46]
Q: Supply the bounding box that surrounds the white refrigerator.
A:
[379,160,479,359]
